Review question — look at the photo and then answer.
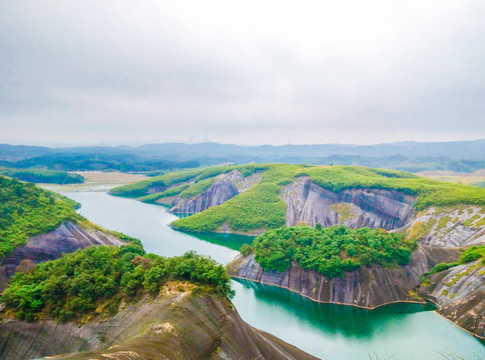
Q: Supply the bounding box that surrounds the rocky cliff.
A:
[157,170,262,213]
[282,177,417,230]
[418,260,485,338]
[227,246,459,309]
[405,205,485,247]
[0,282,318,360]
[0,222,124,291]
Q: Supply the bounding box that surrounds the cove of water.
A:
[64,191,485,360]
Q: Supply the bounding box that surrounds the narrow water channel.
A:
[64,191,485,360]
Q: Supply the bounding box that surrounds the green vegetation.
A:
[0,168,84,184]
[110,169,202,198]
[1,245,233,322]
[138,183,190,203]
[0,176,80,257]
[110,164,269,199]
[171,165,298,233]
[422,245,485,280]
[114,164,485,234]
[250,225,416,278]
[458,245,485,264]
[473,181,485,188]
[180,178,216,199]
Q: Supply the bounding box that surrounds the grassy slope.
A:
[109,164,269,198]
[0,175,138,258]
[111,164,485,234]
[0,176,82,257]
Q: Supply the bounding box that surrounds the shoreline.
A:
[231,275,485,341]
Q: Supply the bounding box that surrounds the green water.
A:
[64,191,485,360]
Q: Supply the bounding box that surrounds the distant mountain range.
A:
[1,139,485,173]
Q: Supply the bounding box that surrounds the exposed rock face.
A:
[167,170,262,214]
[170,179,239,214]
[282,177,416,230]
[0,222,124,291]
[418,260,485,338]
[227,246,459,309]
[0,285,318,360]
[407,205,485,247]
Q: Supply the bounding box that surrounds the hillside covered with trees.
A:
[0,176,81,257]
[112,164,485,234]
[1,245,232,322]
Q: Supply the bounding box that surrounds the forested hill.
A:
[0,176,80,257]
[0,168,84,184]
[2,139,485,173]
[111,164,485,235]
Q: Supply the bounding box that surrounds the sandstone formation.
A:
[418,260,485,338]
[0,222,124,291]
[282,177,416,230]
[0,283,318,360]
[228,246,459,309]
[156,170,262,213]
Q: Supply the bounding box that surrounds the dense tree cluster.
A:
[0,176,78,257]
[252,225,417,278]
[2,245,233,322]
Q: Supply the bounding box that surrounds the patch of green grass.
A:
[110,169,203,198]
[139,183,191,203]
[180,178,216,199]
[436,216,452,232]
[471,216,485,229]
[464,214,480,227]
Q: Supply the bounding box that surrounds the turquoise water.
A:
[65,191,485,360]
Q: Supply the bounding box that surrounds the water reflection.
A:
[234,279,436,339]
[177,230,254,251]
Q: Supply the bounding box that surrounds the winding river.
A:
[64,191,484,360]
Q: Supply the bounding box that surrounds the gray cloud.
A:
[1,0,484,146]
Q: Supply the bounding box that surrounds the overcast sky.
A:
[1,0,484,146]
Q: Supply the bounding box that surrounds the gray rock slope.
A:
[0,222,124,291]
[228,247,459,309]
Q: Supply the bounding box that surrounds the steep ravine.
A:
[0,284,318,360]
[227,246,459,309]
[0,222,125,291]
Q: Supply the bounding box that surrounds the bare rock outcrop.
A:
[0,285,318,360]
[227,246,459,309]
[0,222,124,291]
[168,170,262,214]
[406,205,485,248]
[282,177,416,230]
[418,260,485,338]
